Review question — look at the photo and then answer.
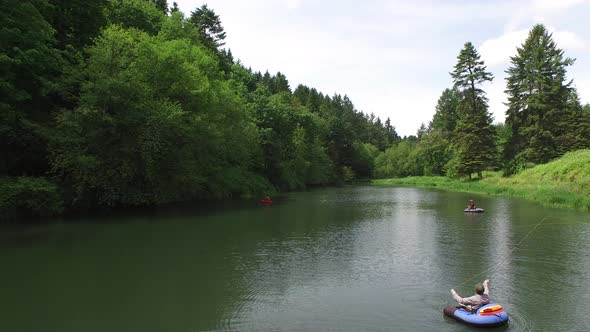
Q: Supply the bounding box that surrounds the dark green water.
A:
[2,186,589,332]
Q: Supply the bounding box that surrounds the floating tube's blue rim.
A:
[443,304,509,327]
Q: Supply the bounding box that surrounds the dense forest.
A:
[1,0,399,218]
[1,1,589,219]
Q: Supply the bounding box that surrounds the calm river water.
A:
[1,186,589,331]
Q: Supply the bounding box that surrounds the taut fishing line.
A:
[453,215,552,290]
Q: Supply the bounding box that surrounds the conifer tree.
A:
[270,72,291,94]
[556,89,590,152]
[449,42,496,179]
[384,118,400,143]
[190,4,226,49]
[146,0,168,14]
[504,24,577,169]
[416,123,428,140]
[152,0,168,14]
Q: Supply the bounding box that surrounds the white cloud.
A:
[552,30,587,50]
[353,88,442,137]
[479,29,528,67]
[533,0,587,11]
[479,27,587,67]
[505,0,588,32]
[285,0,302,10]
[486,77,508,124]
[384,0,513,21]
[574,78,590,105]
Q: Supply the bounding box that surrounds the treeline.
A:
[375,24,590,179]
[0,0,399,218]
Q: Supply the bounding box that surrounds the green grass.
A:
[372,149,590,210]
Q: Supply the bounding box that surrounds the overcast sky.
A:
[175,0,590,137]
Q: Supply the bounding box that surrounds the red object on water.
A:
[260,198,273,206]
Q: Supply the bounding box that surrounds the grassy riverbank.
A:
[373,149,590,210]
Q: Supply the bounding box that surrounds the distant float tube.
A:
[443,304,509,327]
[260,198,273,206]
[464,208,484,213]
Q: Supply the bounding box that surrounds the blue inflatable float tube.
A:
[443,303,509,327]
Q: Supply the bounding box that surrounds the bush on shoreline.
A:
[0,177,64,219]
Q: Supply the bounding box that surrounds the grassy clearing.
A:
[372,150,590,210]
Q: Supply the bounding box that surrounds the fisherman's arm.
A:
[450,289,474,305]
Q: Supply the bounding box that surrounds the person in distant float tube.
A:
[261,195,272,205]
[468,199,476,209]
[450,279,490,312]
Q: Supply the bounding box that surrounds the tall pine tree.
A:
[450,42,496,179]
[504,24,578,170]
[556,88,590,152]
[190,4,226,50]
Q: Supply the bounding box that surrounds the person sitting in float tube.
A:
[444,279,509,327]
[451,279,489,311]
[260,195,272,206]
[464,199,484,212]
